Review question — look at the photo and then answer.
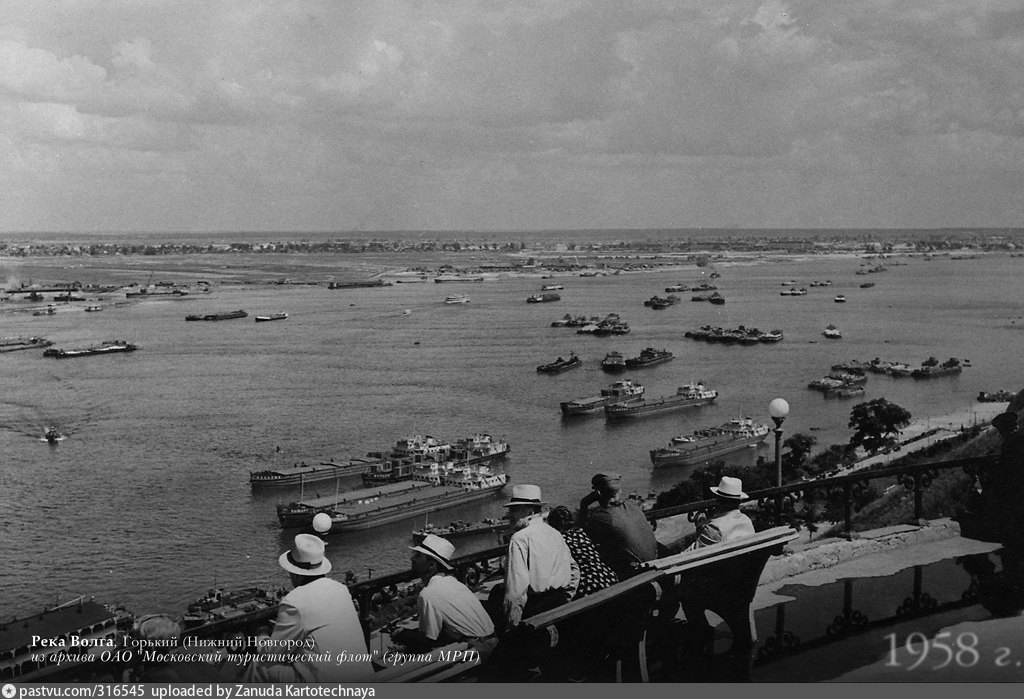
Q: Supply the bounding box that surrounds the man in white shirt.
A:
[244,534,373,682]
[391,534,495,655]
[501,484,578,628]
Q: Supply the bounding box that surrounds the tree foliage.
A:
[848,398,912,454]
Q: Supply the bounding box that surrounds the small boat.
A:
[412,517,507,542]
[601,351,627,373]
[537,353,582,374]
[541,284,564,291]
[44,427,61,443]
[860,282,876,289]
[181,586,283,634]
[84,305,103,312]
[444,294,470,304]
[823,325,842,339]
[255,312,289,322]
[32,305,57,316]
[560,379,645,415]
[834,295,847,303]
[665,284,688,293]
[759,330,784,343]
[624,347,673,369]
[527,292,561,303]
[708,292,726,305]
[911,357,963,379]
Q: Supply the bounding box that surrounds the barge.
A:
[604,383,717,419]
[649,418,771,469]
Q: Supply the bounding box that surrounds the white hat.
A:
[709,476,747,500]
[409,534,455,571]
[279,533,332,576]
[502,484,546,508]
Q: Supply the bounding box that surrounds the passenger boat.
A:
[624,347,673,368]
[560,379,645,415]
[601,351,627,372]
[527,292,561,303]
[185,309,248,321]
[444,293,471,304]
[649,418,771,469]
[537,353,581,373]
[180,586,284,636]
[43,340,138,358]
[823,324,842,339]
[412,517,507,542]
[32,305,57,316]
[834,294,847,303]
[605,382,717,419]
[0,336,54,352]
[779,287,808,296]
[254,312,289,322]
[277,471,509,531]
[0,596,134,682]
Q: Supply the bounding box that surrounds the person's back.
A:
[581,474,658,579]
[547,505,619,599]
[273,577,372,681]
[418,574,494,643]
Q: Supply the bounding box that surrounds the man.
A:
[245,534,373,682]
[579,472,659,579]
[501,484,578,628]
[985,412,1024,545]
[686,476,756,550]
[391,534,496,654]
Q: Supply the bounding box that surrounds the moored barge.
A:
[604,382,717,419]
[649,418,771,468]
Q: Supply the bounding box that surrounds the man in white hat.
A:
[244,534,373,682]
[500,484,578,628]
[685,476,756,551]
[391,534,495,654]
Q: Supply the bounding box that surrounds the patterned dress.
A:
[561,527,619,599]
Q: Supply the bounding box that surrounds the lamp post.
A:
[768,399,790,487]
[768,399,790,521]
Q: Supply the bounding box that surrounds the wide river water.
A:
[1,244,1022,617]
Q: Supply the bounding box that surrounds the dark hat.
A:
[591,472,622,491]
[993,412,1018,430]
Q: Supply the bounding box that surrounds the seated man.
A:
[501,484,578,629]
[244,534,373,682]
[580,472,659,579]
[685,476,755,550]
[391,534,496,658]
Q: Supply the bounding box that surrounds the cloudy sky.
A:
[3,1,1024,233]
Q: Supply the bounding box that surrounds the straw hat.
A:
[502,484,546,508]
[279,533,332,576]
[409,534,455,571]
[709,476,747,500]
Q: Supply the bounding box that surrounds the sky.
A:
[3,0,1024,233]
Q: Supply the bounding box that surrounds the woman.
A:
[546,505,619,599]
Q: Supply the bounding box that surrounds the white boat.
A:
[541,284,564,291]
[444,294,470,304]
[823,325,842,339]
[255,312,289,322]
[84,305,103,312]
[834,295,847,303]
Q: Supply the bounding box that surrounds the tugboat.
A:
[624,347,673,369]
[537,353,582,374]
[44,427,61,443]
[601,351,627,372]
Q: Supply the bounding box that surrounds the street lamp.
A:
[768,398,790,488]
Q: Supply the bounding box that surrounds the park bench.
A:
[491,525,799,682]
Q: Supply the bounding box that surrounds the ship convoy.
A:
[252,433,512,533]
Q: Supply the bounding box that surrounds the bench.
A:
[489,526,799,682]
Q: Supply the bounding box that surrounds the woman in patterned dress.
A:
[546,505,619,599]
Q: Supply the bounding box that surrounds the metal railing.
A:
[347,453,995,642]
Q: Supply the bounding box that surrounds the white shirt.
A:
[503,515,576,625]
[418,573,495,641]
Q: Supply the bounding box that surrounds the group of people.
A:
[129,471,756,682]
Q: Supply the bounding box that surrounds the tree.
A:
[848,398,912,454]
[782,433,816,476]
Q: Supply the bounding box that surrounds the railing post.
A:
[914,479,924,522]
